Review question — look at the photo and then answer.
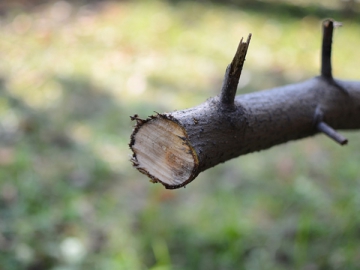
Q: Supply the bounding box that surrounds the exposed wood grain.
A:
[131,116,199,188]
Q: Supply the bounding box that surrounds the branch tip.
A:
[246,33,252,43]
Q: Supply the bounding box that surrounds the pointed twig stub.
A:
[321,19,334,79]
[220,34,252,109]
[320,19,348,94]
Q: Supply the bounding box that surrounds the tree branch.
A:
[129,19,360,189]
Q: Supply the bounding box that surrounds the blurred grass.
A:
[0,0,360,269]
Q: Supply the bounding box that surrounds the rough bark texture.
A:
[129,19,360,189]
[170,78,360,171]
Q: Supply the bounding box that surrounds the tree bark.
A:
[129,19,360,189]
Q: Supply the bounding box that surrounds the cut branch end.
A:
[130,115,199,189]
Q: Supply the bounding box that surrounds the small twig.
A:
[317,121,348,145]
[320,19,348,94]
[321,19,334,78]
[220,34,252,109]
[314,105,348,145]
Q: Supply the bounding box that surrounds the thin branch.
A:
[317,121,348,145]
[320,19,347,94]
[219,34,251,109]
[321,19,334,78]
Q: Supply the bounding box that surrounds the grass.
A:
[0,0,360,269]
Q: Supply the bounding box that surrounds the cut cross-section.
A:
[131,117,198,188]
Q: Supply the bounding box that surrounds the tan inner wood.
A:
[132,118,195,186]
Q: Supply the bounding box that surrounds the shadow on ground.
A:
[1,0,359,22]
[0,76,127,269]
[167,0,359,22]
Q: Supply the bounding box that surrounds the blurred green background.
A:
[0,0,359,269]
